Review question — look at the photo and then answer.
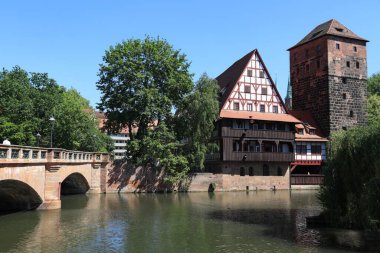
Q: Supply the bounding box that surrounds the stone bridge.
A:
[0,144,110,212]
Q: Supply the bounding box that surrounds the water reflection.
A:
[0,191,375,253]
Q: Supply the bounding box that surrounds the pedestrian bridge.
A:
[0,144,109,212]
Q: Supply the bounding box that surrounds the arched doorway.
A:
[0,180,43,213]
[61,173,90,195]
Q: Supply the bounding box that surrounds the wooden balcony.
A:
[224,152,294,162]
[290,174,324,185]
[221,127,294,140]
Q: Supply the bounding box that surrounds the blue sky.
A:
[1,0,379,107]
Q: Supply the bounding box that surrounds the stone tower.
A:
[288,19,368,136]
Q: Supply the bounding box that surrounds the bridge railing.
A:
[0,144,109,164]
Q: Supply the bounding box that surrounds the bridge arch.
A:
[0,179,43,213]
[61,173,90,195]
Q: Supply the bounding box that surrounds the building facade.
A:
[288,19,368,136]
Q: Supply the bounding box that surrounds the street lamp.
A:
[49,116,56,148]
[36,132,41,147]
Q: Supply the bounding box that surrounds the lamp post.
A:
[36,132,41,147]
[49,117,56,148]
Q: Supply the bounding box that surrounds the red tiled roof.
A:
[216,50,256,107]
[220,110,301,123]
[290,110,328,141]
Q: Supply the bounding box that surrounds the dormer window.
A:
[298,129,304,135]
[309,129,316,135]
[335,27,344,32]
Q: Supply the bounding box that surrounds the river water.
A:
[0,191,373,253]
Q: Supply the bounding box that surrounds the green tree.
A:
[0,66,111,152]
[319,123,380,229]
[175,74,220,171]
[368,94,380,125]
[368,72,380,96]
[97,36,194,182]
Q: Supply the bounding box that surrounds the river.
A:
[0,191,372,252]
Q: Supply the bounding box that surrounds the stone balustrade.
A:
[0,144,109,164]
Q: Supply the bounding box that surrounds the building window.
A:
[350,110,354,117]
[316,45,321,53]
[244,85,251,93]
[298,128,304,135]
[262,87,267,95]
[260,104,265,112]
[240,167,245,176]
[356,61,360,69]
[233,102,239,111]
[342,77,347,84]
[247,69,253,77]
[336,43,340,50]
[248,167,254,176]
[236,120,244,129]
[277,167,282,176]
[346,61,350,68]
[317,59,320,69]
[233,140,241,151]
[293,53,297,61]
[296,144,307,154]
[343,93,347,99]
[263,164,269,176]
[247,103,253,111]
[309,129,316,135]
[353,46,357,52]
[311,144,322,154]
[273,106,278,113]
[259,71,264,78]
[305,49,309,58]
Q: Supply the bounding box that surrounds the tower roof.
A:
[288,19,368,50]
[285,78,292,100]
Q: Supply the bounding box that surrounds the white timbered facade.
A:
[221,51,286,115]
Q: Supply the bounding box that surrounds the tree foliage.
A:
[368,72,380,96]
[97,37,219,182]
[319,122,380,229]
[0,66,111,152]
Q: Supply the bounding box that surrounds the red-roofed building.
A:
[204,49,301,190]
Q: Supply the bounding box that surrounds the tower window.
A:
[346,61,350,68]
[350,110,354,117]
[247,69,253,77]
[273,106,278,113]
[262,87,268,95]
[259,71,264,78]
[356,61,360,69]
[342,77,347,84]
[244,85,251,93]
[343,93,347,99]
[316,45,321,53]
[353,46,357,52]
[233,102,239,111]
[260,104,265,112]
[336,43,340,50]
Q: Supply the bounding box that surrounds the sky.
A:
[1,0,380,107]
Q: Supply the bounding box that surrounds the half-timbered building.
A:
[205,49,301,189]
